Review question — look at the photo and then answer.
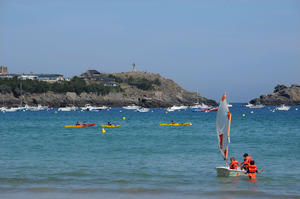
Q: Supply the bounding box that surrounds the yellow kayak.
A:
[101,124,121,128]
[160,122,192,126]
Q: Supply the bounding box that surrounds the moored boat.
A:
[136,107,150,112]
[275,104,290,111]
[58,106,77,111]
[81,104,110,111]
[123,104,140,110]
[245,103,264,109]
[190,103,211,109]
[166,105,188,112]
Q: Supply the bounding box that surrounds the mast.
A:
[20,82,22,107]
[216,93,231,167]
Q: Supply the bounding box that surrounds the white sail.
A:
[216,93,231,162]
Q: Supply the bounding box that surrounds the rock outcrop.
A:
[0,72,217,108]
[249,84,300,105]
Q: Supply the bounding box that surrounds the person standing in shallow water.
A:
[246,160,263,179]
[241,153,252,170]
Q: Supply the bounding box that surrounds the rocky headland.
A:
[249,84,300,106]
[0,72,217,108]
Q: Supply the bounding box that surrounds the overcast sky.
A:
[1,0,299,102]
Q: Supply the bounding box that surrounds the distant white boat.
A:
[58,106,77,111]
[25,104,48,111]
[190,103,211,109]
[275,104,290,111]
[136,107,150,112]
[245,103,253,107]
[166,105,188,112]
[123,104,140,110]
[245,103,264,109]
[81,104,110,111]
[1,107,19,112]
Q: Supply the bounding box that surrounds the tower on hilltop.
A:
[132,62,136,72]
[0,66,8,74]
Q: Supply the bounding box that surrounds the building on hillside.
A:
[80,70,102,80]
[37,74,64,82]
[0,70,64,82]
[19,75,38,80]
[0,66,8,74]
[103,77,118,87]
[0,73,18,78]
[80,69,118,86]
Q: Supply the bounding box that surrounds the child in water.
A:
[246,160,263,179]
[241,153,252,170]
[229,157,239,169]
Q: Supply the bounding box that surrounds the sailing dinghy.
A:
[216,93,247,177]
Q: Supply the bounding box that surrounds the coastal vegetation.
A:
[0,76,122,96]
[108,74,161,91]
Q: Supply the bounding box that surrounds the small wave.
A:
[112,179,130,184]
[202,190,300,199]
[25,187,57,192]
[70,188,102,193]
[53,171,91,177]
[118,187,166,194]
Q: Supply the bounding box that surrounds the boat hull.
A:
[216,167,248,177]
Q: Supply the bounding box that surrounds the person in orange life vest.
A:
[241,153,252,170]
[246,160,263,179]
[229,157,239,169]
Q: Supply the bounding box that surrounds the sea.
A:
[0,104,299,199]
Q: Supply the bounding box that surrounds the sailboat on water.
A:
[215,93,247,177]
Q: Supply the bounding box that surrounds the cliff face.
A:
[0,72,217,108]
[249,84,300,106]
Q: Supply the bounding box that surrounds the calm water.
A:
[0,104,299,199]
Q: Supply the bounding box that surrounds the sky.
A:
[0,0,299,102]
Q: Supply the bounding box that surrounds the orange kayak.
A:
[64,123,96,128]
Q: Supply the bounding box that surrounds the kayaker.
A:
[76,121,80,125]
[245,160,263,179]
[229,157,239,169]
[241,153,252,170]
[171,120,175,124]
[108,122,112,126]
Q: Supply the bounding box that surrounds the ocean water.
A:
[0,104,299,199]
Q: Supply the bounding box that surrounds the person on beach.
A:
[246,160,263,179]
[229,157,239,169]
[241,153,252,170]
